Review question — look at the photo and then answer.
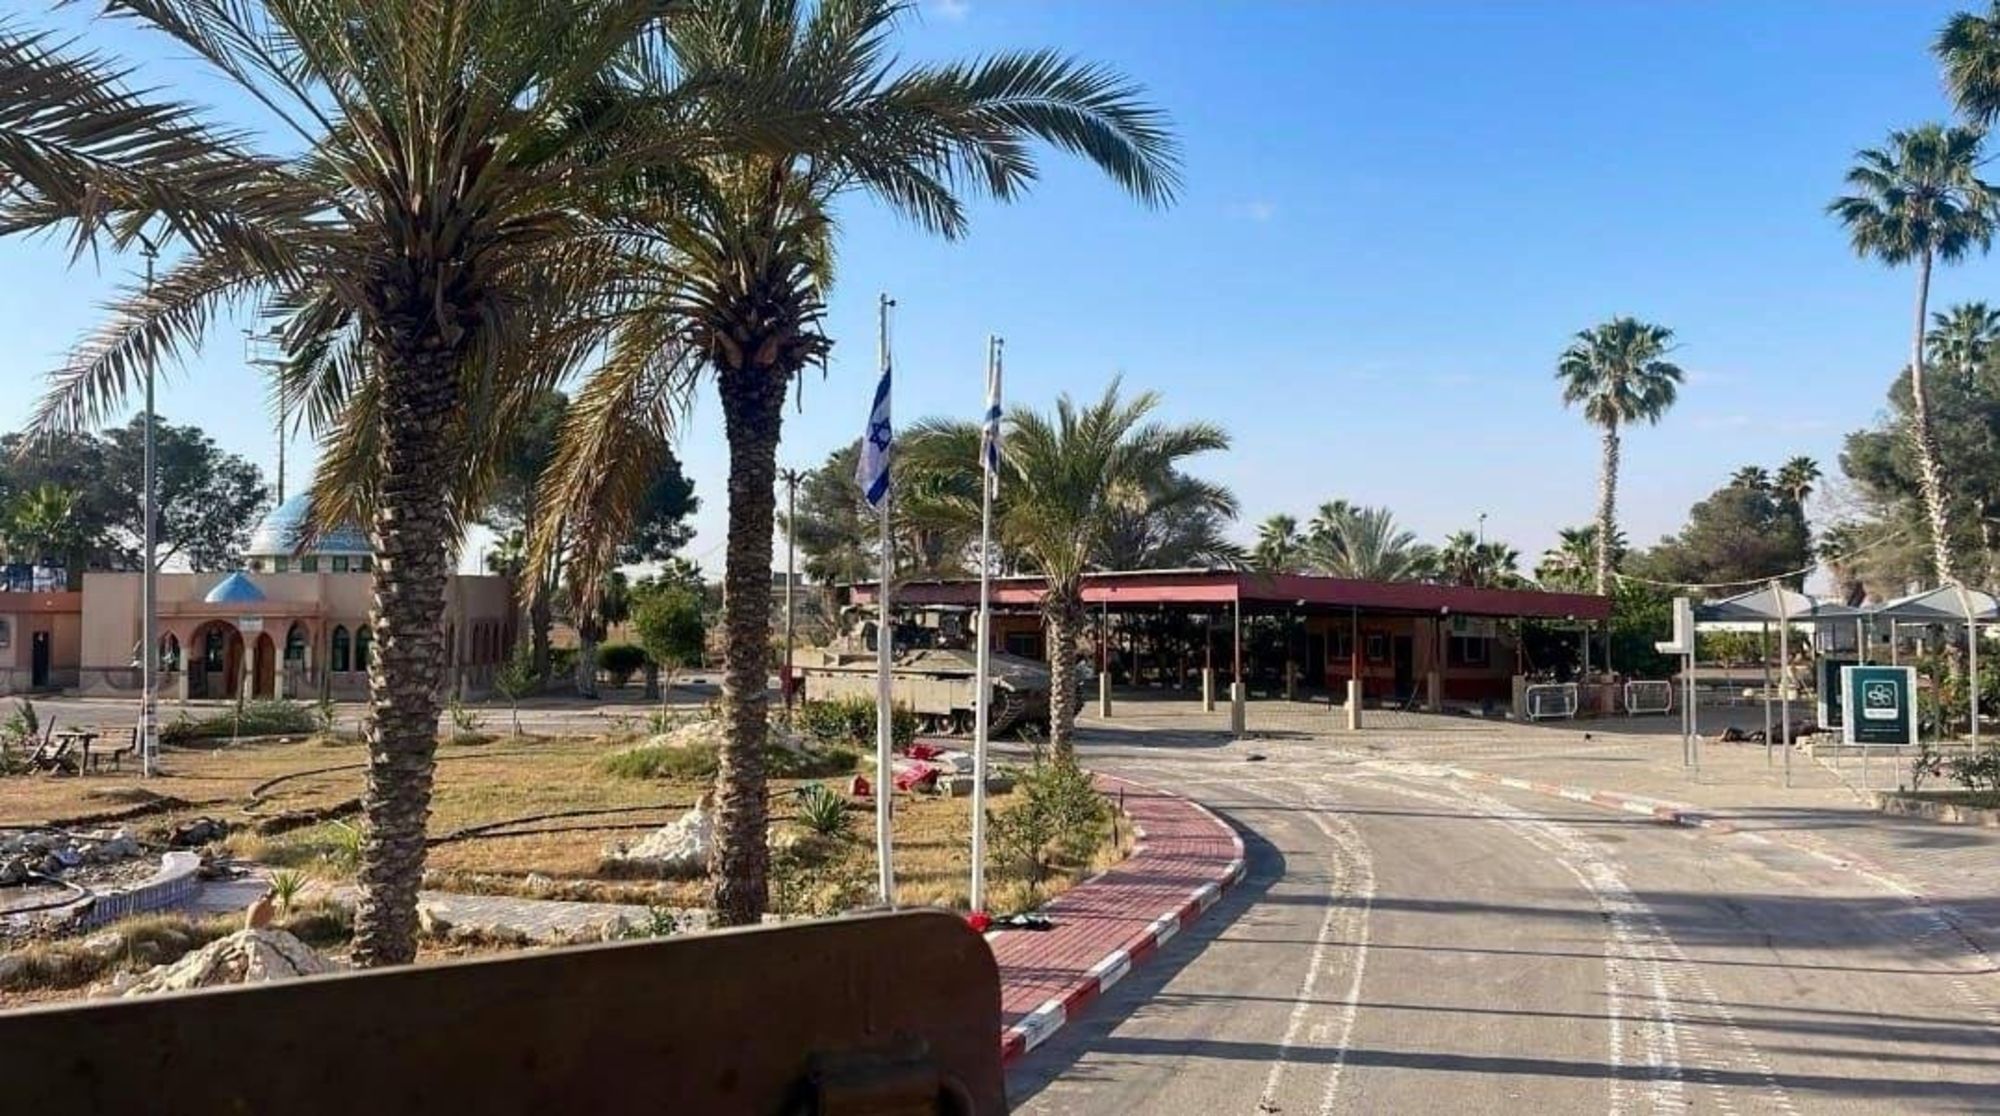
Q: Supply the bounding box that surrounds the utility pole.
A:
[1477,511,1487,547]
[138,233,160,778]
[779,467,805,731]
[244,330,286,501]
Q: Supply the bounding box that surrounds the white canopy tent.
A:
[1692,585,1837,786]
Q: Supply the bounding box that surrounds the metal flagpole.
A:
[970,335,1002,915]
[872,293,896,907]
[1776,583,1791,788]
[1762,621,1772,767]
[140,234,160,778]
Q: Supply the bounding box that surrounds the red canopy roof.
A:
[849,569,1609,621]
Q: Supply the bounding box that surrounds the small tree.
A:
[492,645,537,737]
[633,585,706,714]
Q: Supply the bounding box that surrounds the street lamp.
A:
[1477,512,1488,547]
[137,232,159,778]
[778,467,805,732]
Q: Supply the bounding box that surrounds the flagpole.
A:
[874,293,897,908]
[971,335,1001,915]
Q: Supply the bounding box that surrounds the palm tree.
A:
[1254,514,1303,572]
[0,1,702,965]
[1436,530,1521,588]
[1556,317,1684,595]
[1099,471,1243,571]
[901,382,1228,759]
[1830,123,1998,586]
[1304,505,1434,582]
[531,1,1178,925]
[1775,456,1822,513]
[1939,4,2000,124]
[3,484,90,573]
[1535,524,1620,591]
[1729,465,1772,491]
[1927,301,2000,382]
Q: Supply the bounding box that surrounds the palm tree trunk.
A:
[1595,424,1620,596]
[529,592,552,690]
[1044,590,1082,759]
[1908,250,1960,586]
[350,348,457,968]
[710,365,786,926]
[574,629,599,698]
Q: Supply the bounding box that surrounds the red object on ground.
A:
[892,761,940,793]
[990,773,1245,1067]
[908,742,947,761]
[847,773,872,799]
[966,911,992,933]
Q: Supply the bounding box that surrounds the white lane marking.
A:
[1368,771,1806,1116]
[1158,771,1375,1116]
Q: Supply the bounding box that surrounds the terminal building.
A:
[0,494,518,700]
[848,568,1612,710]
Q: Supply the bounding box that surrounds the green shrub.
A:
[597,642,648,688]
[795,783,850,836]
[798,697,916,750]
[989,754,1110,888]
[160,700,319,746]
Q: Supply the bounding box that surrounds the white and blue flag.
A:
[856,350,893,509]
[980,345,1003,496]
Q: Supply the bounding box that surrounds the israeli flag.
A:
[856,353,892,509]
[980,349,1003,496]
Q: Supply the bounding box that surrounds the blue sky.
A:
[2,1,1994,577]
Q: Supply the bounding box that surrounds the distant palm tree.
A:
[1099,471,1243,571]
[1535,524,1621,591]
[1437,530,1521,588]
[1775,456,1822,513]
[1254,514,1303,572]
[901,382,1228,758]
[1729,465,1772,491]
[3,484,88,571]
[1305,505,1434,582]
[1927,301,2000,380]
[1830,123,1997,586]
[1556,318,1684,595]
[1306,500,1354,549]
[1938,4,2000,123]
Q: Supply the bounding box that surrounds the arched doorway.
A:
[283,622,310,695]
[252,633,276,699]
[189,620,243,700]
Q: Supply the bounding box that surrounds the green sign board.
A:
[1841,665,1917,747]
[1818,657,1856,728]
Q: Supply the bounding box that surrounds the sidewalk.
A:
[989,773,1245,1063]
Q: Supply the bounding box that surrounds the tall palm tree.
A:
[901,382,1228,759]
[1254,514,1303,572]
[3,484,90,572]
[1304,505,1434,582]
[532,0,1179,925]
[1939,4,2000,124]
[1830,123,1998,587]
[1926,301,2000,381]
[1099,470,1243,571]
[1436,530,1521,588]
[0,1,704,965]
[1556,317,1684,595]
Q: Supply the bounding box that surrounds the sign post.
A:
[1842,665,1917,791]
[1656,597,1696,774]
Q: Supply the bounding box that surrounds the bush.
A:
[160,700,319,746]
[989,754,1110,888]
[597,642,648,689]
[799,697,916,751]
[795,783,850,836]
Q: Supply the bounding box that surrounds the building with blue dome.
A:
[2,498,521,701]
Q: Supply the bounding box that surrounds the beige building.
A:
[0,495,519,700]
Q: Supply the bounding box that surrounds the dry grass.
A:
[2,732,1127,918]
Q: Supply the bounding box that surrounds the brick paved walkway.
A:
[990,773,1244,1060]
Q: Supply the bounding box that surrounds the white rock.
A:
[118,929,339,997]
[606,796,714,875]
[81,930,126,961]
[417,902,453,937]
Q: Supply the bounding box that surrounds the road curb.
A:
[997,775,1246,1067]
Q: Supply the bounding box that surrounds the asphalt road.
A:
[1009,730,2000,1114]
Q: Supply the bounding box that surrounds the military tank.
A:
[797,606,1065,736]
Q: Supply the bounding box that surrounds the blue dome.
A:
[246,494,371,557]
[204,571,266,604]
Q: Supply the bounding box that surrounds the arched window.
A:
[159,633,180,671]
[331,626,351,673]
[354,626,373,672]
[284,623,308,663]
[203,626,228,670]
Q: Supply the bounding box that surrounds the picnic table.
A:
[28,728,101,775]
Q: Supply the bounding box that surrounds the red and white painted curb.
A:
[996,786,1246,1066]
